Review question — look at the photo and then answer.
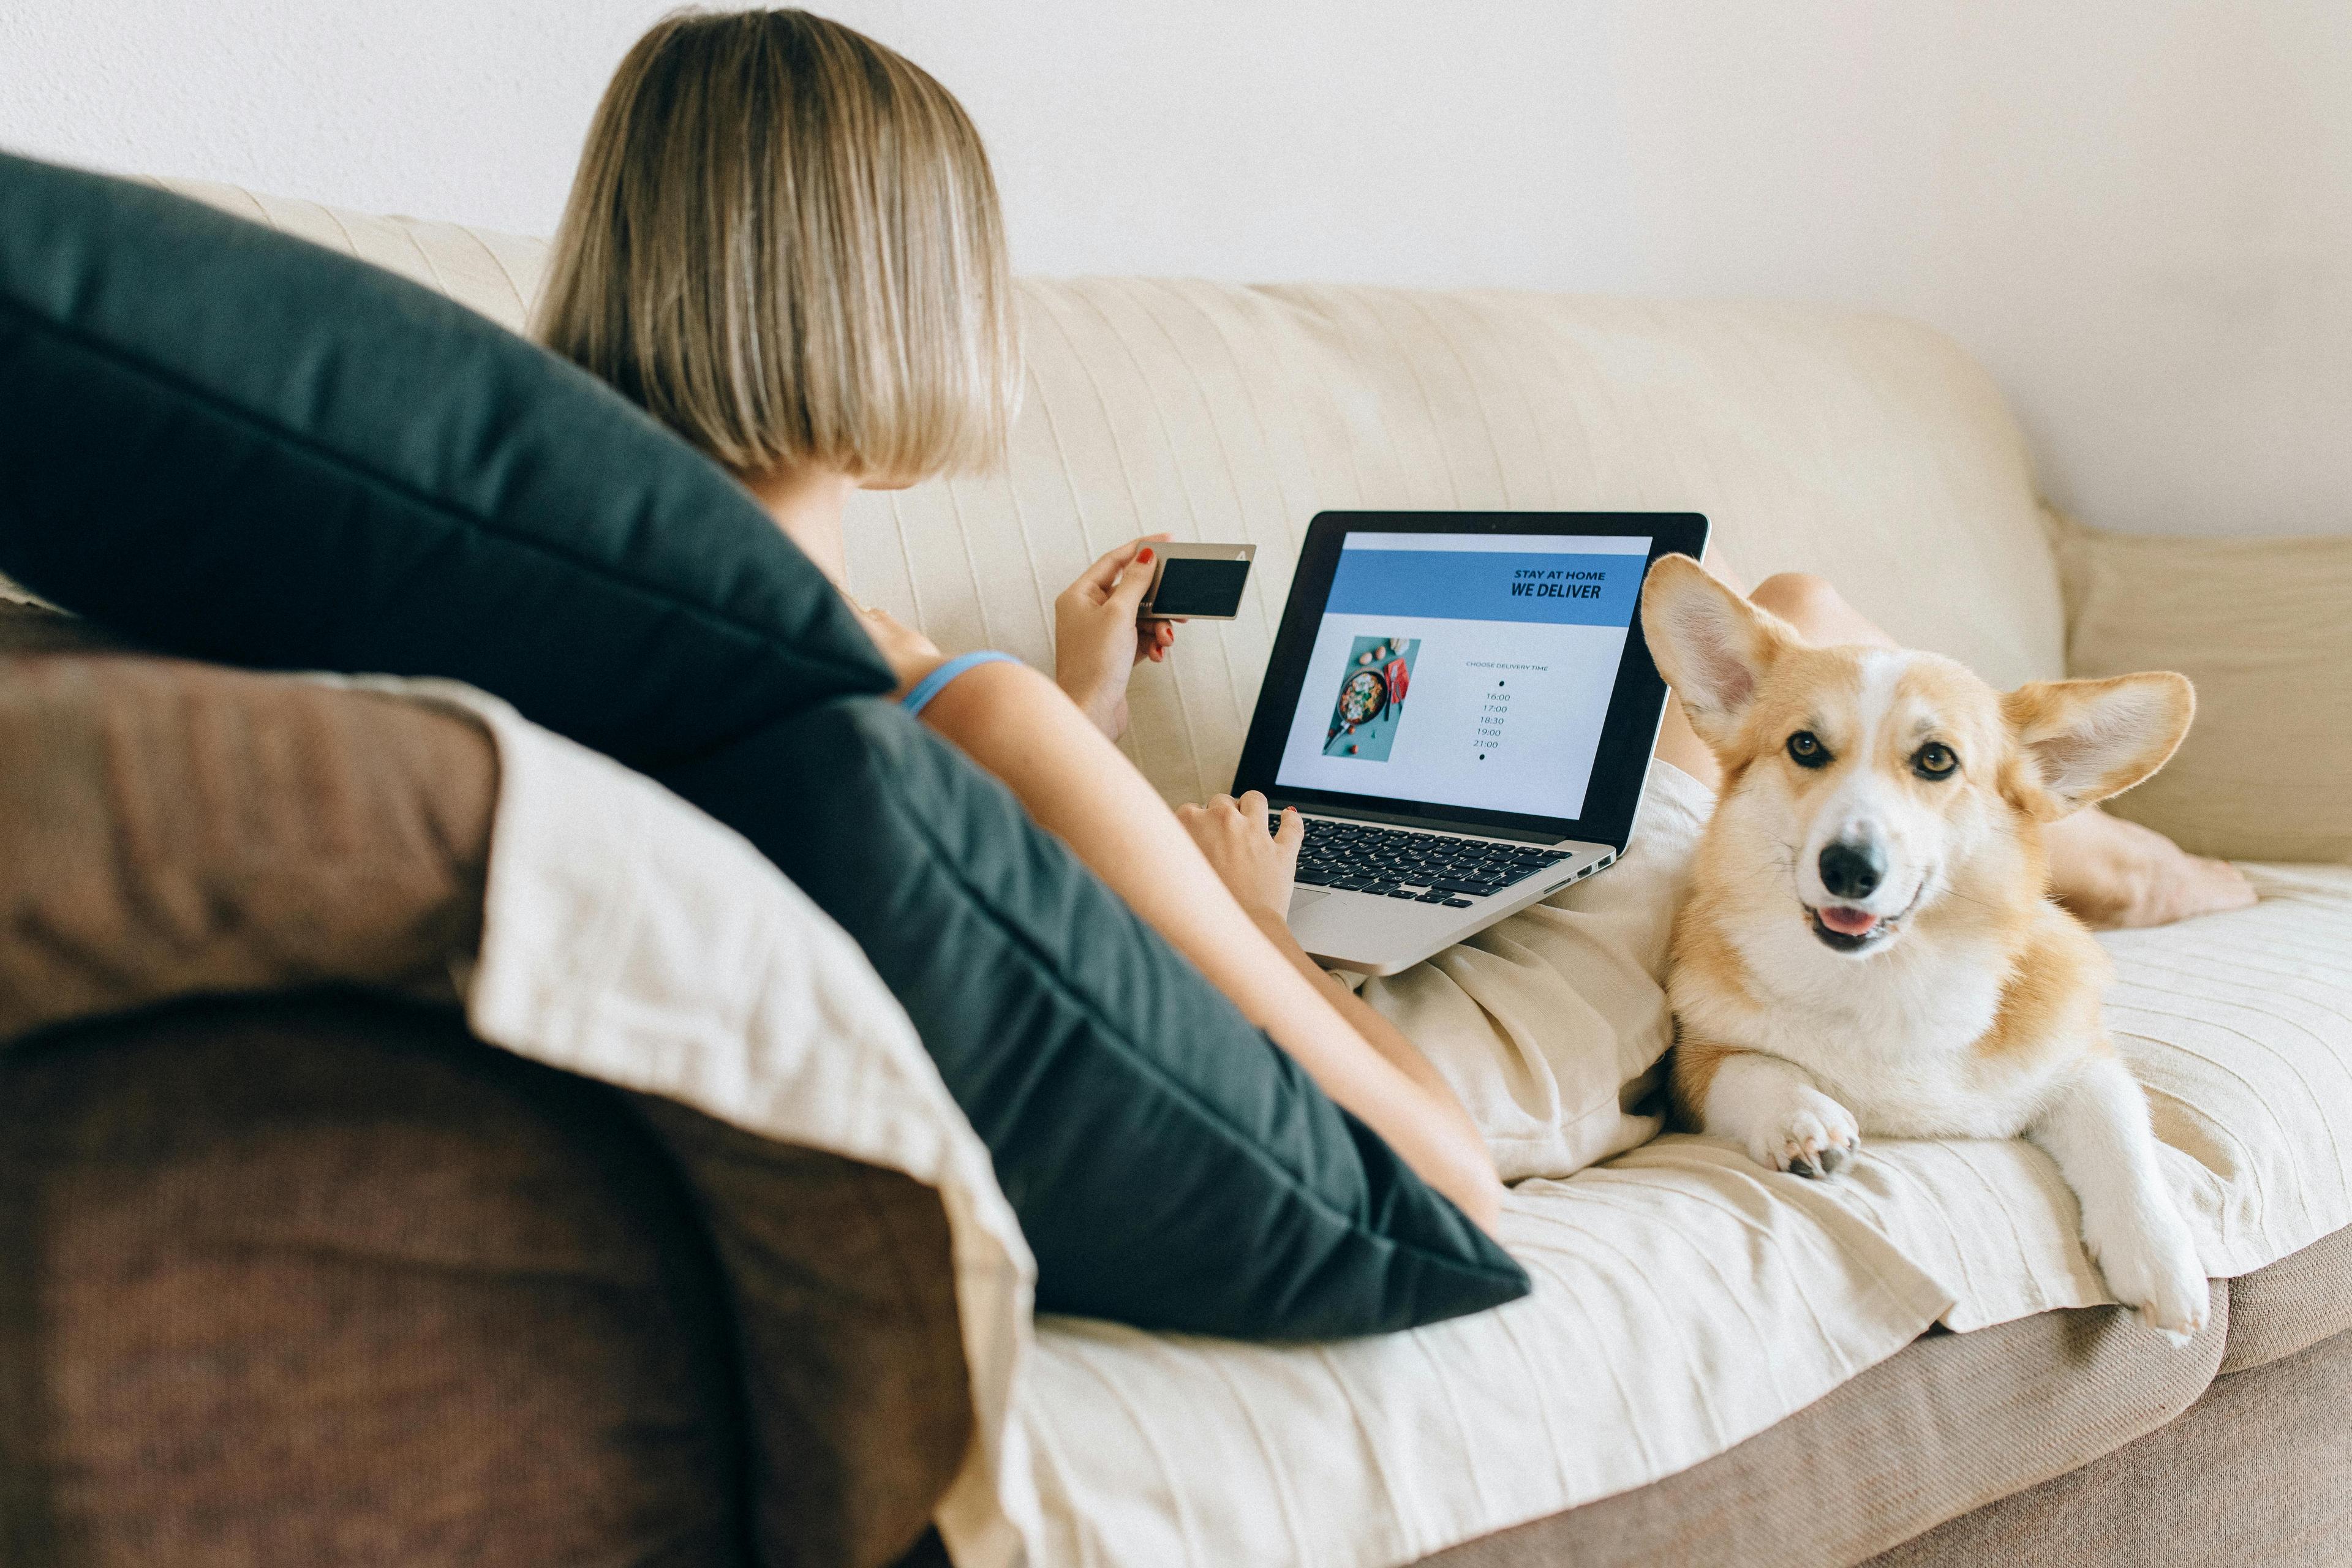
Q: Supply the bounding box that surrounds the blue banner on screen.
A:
[1275,531,1651,821]
[1325,551,1644,626]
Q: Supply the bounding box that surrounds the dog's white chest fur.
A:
[1693,922,2059,1139]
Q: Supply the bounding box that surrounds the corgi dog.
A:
[1638,555,2208,1339]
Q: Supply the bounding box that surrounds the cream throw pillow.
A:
[2055,514,2352,864]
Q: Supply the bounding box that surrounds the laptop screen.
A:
[1270,530,1653,823]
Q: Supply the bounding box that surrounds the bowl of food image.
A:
[1326,635,1420,757]
[1336,667,1389,727]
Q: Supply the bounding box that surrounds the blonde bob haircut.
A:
[536,7,1020,482]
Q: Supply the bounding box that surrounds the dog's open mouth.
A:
[1809,903,1890,953]
[1806,881,1925,954]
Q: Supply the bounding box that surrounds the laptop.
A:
[1233,510,1709,975]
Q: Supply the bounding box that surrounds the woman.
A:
[537,9,2252,1235]
[535,6,1505,1229]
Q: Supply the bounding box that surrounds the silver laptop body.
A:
[1280,799,1633,978]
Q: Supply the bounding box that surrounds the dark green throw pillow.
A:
[657,699,1529,1336]
[0,152,891,763]
[0,154,1528,1336]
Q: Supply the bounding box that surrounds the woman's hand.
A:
[1177,790,1303,922]
[1055,534,1177,741]
[851,602,948,698]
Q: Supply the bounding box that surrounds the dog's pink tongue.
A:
[1819,905,1880,937]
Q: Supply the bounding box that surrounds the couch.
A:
[2,175,2346,1567]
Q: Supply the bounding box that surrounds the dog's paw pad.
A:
[2089,1217,2208,1343]
[2138,1288,2209,1341]
[1752,1091,1861,1180]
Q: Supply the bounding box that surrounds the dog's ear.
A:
[1639,554,1798,751]
[2002,672,2194,820]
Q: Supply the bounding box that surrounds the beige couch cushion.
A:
[2056,514,2352,864]
[1865,1321,2352,1568]
[1420,1284,2225,1568]
[854,281,2064,805]
[140,176,546,336]
[1427,1225,2344,1568]
[2220,1224,2352,1376]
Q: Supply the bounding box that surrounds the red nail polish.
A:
[1138,547,1153,564]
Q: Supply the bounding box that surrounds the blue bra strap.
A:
[899,649,1023,717]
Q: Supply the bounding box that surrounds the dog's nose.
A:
[1819,839,1885,900]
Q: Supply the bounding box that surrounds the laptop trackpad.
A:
[1288,889,1332,920]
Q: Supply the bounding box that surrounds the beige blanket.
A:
[1021,806,2352,1565]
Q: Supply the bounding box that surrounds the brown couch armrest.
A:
[636,1099,973,1568]
[0,643,974,1566]
[0,650,496,1041]
[0,995,747,1567]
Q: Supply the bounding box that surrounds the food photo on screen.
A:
[1324,635,1419,760]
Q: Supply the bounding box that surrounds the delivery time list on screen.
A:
[1273,532,1651,821]
[1476,676,1511,755]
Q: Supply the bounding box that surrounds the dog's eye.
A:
[1787,730,1830,768]
[1913,742,1959,778]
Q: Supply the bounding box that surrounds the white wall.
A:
[4,1,2346,537]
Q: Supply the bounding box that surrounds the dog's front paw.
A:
[2086,1206,2208,1345]
[1747,1087,1862,1179]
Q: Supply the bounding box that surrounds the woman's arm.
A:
[916,658,1503,1232]
[1181,795,1487,1151]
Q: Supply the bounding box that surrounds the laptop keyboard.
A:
[1273,816,1572,907]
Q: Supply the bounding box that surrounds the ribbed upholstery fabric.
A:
[2220,1224,2352,1376]
[1422,1284,2228,1568]
[142,176,546,336]
[2106,865,2352,1278]
[1863,1325,2352,1568]
[1020,1144,1951,1568]
[1004,823,2352,1566]
[110,182,2352,1568]
[851,279,2062,806]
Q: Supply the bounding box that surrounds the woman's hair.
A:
[535,7,1019,482]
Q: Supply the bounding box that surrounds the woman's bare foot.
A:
[2045,806,2258,930]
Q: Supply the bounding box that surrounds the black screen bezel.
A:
[1233,510,1709,850]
